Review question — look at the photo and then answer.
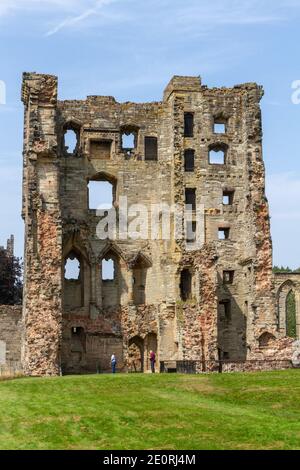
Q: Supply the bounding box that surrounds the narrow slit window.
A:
[184,149,195,172]
[223,270,234,284]
[184,113,194,137]
[186,221,197,243]
[180,269,192,301]
[219,300,231,321]
[185,188,196,211]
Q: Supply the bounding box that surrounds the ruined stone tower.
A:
[21,73,279,376]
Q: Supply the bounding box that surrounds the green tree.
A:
[286,290,297,338]
[0,248,23,305]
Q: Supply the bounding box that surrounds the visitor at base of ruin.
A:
[149,350,156,373]
[111,354,117,374]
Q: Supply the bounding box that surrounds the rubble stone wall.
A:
[0,305,22,365]
[20,73,295,375]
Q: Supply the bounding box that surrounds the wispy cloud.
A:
[45,0,116,36]
[2,0,300,35]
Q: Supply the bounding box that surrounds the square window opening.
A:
[218,228,230,240]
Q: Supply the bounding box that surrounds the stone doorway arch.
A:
[128,336,144,372]
[276,279,299,338]
[144,332,158,372]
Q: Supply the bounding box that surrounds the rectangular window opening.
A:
[185,188,196,211]
[223,190,234,205]
[218,228,230,240]
[184,149,195,172]
[223,270,234,284]
[184,113,194,137]
[102,258,115,281]
[88,180,113,210]
[90,140,111,160]
[214,123,226,134]
[145,136,158,161]
[209,149,225,165]
[219,300,231,321]
[186,221,197,243]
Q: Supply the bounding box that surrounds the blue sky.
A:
[0,0,300,267]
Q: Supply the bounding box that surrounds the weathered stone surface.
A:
[19,73,298,375]
[0,305,22,365]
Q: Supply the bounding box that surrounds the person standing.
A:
[149,350,156,373]
[111,354,117,374]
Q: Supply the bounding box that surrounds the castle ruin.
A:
[5,72,298,375]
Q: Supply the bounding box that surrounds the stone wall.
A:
[21,73,290,375]
[0,305,22,365]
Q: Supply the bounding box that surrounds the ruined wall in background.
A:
[0,305,22,365]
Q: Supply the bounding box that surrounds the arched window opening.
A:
[180,269,192,301]
[122,133,135,150]
[209,144,227,165]
[71,327,86,353]
[88,180,113,210]
[286,290,297,338]
[128,342,143,373]
[65,256,80,280]
[258,332,276,348]
[64,130,77,154]
[128,336,144,372]
[121,127,138,156]
[102,258,115,281]
[63,126,79,156]
[63,251,83,309]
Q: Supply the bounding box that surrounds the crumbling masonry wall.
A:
[0,305,22,366]
[21,73,294,376]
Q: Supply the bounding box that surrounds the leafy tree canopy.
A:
[0,247,23,305]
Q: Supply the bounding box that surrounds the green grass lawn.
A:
[0,370,300,450]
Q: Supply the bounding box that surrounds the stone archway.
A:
[128,336,144,372]
[286,290,297,338]
[144,332,158,372]
[276,279,300,339]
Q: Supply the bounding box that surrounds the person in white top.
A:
[111,354,117,373]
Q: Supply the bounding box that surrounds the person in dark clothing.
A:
[149,350,156,373]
